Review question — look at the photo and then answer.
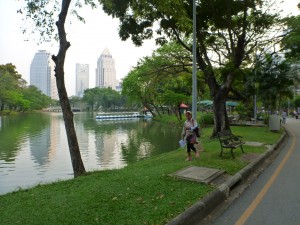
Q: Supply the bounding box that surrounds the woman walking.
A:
[182,111,200,161]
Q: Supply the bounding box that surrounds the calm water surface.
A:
[0,112,181,195]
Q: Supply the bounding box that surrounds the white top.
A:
[282,111,287,118]
[182,118,198,139]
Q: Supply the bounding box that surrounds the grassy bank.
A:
[0,110,41,116]
[0,124,282,225]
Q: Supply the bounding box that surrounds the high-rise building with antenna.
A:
[95,48,117,90]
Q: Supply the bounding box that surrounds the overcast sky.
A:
[0,1,157,96]
[0,1,299,96]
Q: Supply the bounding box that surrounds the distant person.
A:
[295,111,299,119]
[182,111,200,161]
[282,110,287,124]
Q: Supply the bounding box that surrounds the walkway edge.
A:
[166,129,287,225]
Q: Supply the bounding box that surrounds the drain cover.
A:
[171,166,225,184]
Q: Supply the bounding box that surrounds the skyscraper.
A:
[30,50,58,100]
[95,48,117,90]
[75,63,89,97]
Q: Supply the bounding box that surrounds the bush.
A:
[294,97,300,108]
[199,112,214,127]
[257,113,263,120]
[235,103,253,120]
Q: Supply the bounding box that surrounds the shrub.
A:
[199,112,214,127]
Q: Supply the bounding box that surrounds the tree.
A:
[0,64,24,111]
[294,96,300,109]
[97,88,123,111]
[0,63,22,80]
[122,42,205,119]
[282,15,300,60]
[22,85,52,110]
[163,89,190,121]
[19,0,98,177]
[82,88,99,111]
[254,54,294,110]
[0,64,51,112]
[100,0,284,136]
[69,96,82,108]
[122,67,159,116]
[82,87,124,111]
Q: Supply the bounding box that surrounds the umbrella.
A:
[180,103,189,108]
[226,101,238,107]
[198,100,213,106]
[198,100,238,107]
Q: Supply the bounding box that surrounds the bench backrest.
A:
[217,131,242,145]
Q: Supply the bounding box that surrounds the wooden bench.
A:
[217,131,245,159]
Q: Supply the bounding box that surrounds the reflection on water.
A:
[0,113,181,195]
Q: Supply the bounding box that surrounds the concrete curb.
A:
[166,129,287,225]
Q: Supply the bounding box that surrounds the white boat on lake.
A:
[95,112,147,120]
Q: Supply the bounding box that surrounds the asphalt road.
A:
[213,118,300,225]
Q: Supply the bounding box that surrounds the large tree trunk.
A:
[52,0,86,177]
[212,93,231,137]
[198,61,231,137]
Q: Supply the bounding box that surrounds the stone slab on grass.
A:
[245,141,264,147]
[171,166,225,184]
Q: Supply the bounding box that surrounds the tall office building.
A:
[30,50,58,100]
[95,48,117,90]
[75,63,89,97]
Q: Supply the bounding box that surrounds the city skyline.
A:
[0,1,157,96]
[0,1,299,96]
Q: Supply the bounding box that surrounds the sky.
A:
[0,1,299,96]
[0,1,158,96]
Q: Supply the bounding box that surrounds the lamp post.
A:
[253,51,259,124]
[192,0,197,120]
[288,99,290,116]
[254,90,257,124]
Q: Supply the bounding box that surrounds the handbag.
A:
[191,119,200,137]
[187,134,197,144]
[193,127,201,137]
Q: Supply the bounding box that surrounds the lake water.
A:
[0,112,181,195]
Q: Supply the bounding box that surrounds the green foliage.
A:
[82,87,126,111]
[235,103,246,119]
[254,54,294,110]
[19,0,98,43]
[198,112,214,127]
[69,96,82,107]
[121,42,205,115]
[294,96,300,108]
[0,63,22,80]
[0,64,51,111]
[282,15,300,61]
[122,43,191,114]
[22,85,52,110]
[163,90,190,108]
[99,0,285,133]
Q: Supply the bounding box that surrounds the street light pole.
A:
[254,92,257,124]
[253,52,258,124]
[192,0,197,120]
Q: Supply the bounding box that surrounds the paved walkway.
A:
[213,117,300,225]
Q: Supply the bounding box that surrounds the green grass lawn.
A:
[0,124,282,225]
